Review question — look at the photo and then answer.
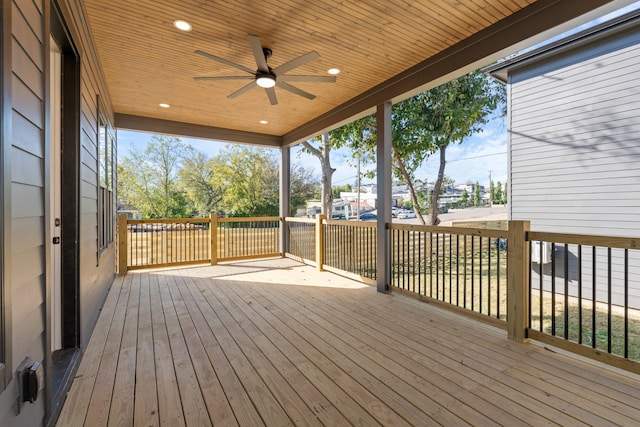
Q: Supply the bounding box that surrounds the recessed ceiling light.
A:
[328,68,340,75]
[159,103,170,108]
[259,120,268,124]
[173,20,192,31]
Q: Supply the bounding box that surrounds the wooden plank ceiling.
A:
[81,0,613,146]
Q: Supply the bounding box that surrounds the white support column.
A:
[376,101,392,293]
[280,147,291,255]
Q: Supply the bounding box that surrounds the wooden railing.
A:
[324,219,377,283]
[118,214,280,272]
[119,214,639,372]
[283,216,377,284]
[119,216,212,271]
[526,231,640,370]
[284,217,317,263]
[389,223,509,328]
[213,215,281,263]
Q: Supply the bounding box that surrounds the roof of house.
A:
[486,8,640,82]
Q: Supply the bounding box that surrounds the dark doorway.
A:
[48,0,81,423]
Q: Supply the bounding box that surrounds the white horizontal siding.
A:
[510,40,640,237]
[508,27,640,308]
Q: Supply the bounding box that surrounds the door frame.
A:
[46,0,81,422]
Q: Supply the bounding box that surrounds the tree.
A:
[490,180,495,206]
[118,135,194,218]
[503,182,508,204]
[178,151,224,216]
[290,164,321,216]
[404,70,505,225]
[332,184,352,199]
[214,145,280,217]
[301,133,339,216]
[461,189,469,206]
[474,181,481,207]
[495,181,503,205]
[330,70,505,225]
[213,145,317,217]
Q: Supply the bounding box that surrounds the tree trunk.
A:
[302,133,335,217]
[427,144,447,226]
[393,148,426,225]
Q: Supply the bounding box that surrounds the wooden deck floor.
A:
[57,258,640,426]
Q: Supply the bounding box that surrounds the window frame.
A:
[97,97,115,257]
[0,0,10,393]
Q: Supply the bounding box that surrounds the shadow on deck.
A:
[57,258,640,426]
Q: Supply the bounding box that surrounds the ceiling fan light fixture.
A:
[256,73,276,88]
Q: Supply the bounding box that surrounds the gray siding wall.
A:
[1,0,47,425]
[0,0,116,425]
[508,22,640,308]
[509,31,640,235]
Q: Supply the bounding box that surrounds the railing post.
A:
[281,217,288,257]
[118,213,128,275]
[316,214,325,271]
[507,220,530,342]
[210,213,218,265]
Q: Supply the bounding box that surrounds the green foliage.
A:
[326,69,505,225]
[332,184,353,199]
[291,164,321,215]
[490,180,495,204]
[474,181,481,207]
[495,181,503,205]
[120,139,318,218]
[179,151,224,216]
[461,189,469,206]
[118,135,194,218]
[213,145,280,217]
[407,70,505,223]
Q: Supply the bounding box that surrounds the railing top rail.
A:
[218,216,281,223]
[528,231,640,250]
[324,219,377,229]
[128,218,210,224]
[389,223,508,239]
[284,217,316,224]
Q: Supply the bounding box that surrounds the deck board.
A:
[57,258,640,426]
[134,269,159,427]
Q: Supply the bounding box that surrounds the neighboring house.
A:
[487,10,640,306]
[0,1,117,425]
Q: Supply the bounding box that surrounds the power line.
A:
[445,151,507,163]
[330,150,506,184]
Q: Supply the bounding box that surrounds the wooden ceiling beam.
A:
[115,113,283,147]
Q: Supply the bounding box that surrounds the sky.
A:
[117,1,639,190]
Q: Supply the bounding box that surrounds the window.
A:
[97,100,114,254]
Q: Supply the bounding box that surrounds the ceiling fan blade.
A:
[277,81,316,100]
[273,51,320,75]
[248,35,269,72]
[265,87,278,105]
[277,75,336,83]
[195,50,255,75]
[228,81,257,99]
[194,76,254,81]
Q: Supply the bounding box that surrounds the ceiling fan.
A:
[194,35,336,106]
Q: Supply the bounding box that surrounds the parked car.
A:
[397,210,416,219]
[391,206,402,217]
[358,212,377,220]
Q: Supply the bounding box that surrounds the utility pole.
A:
[357,148,361,220]
[488,170,493,207]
